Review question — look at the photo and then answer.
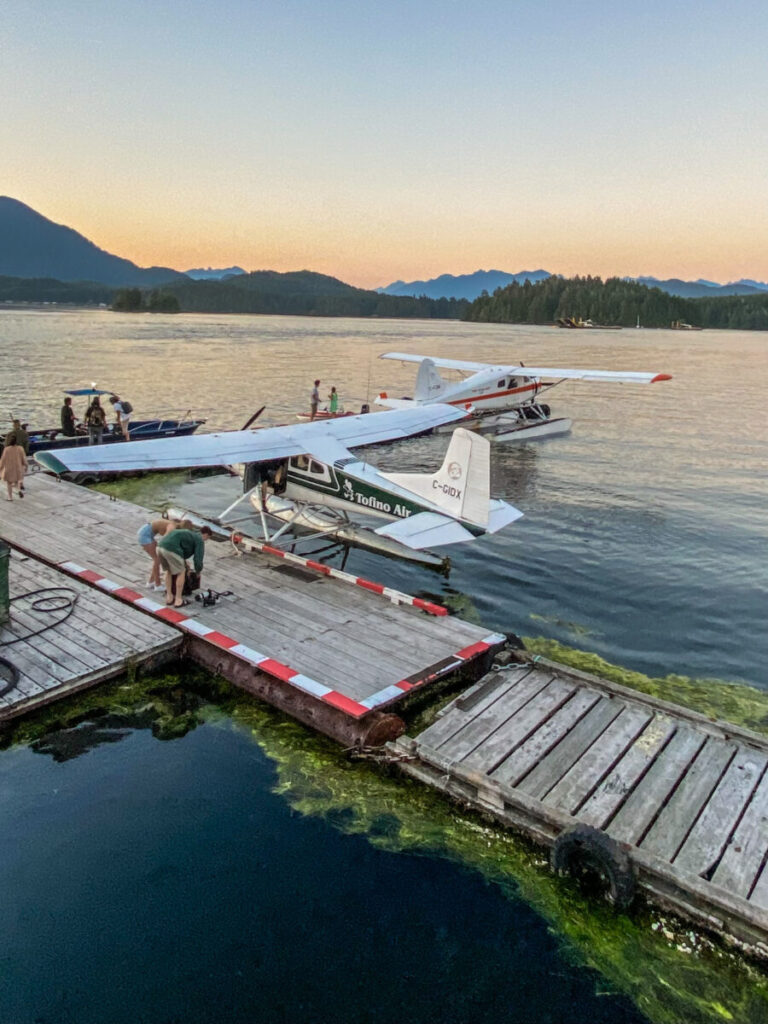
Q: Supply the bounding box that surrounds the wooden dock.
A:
[0,474,504,743]
[394,655,768,957]
[0,549,181,721]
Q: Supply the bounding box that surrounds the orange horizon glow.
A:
[3,2,767,292]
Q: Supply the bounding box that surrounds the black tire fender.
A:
[551,824,635,911]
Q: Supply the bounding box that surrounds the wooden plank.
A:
[490,687,601,789]
[674,747,768,879]
[641,738,737,862]
[543,704,652,815]
[749,865,768,912]
[418,667,539,749]
[426,672,555,761]
[577,714,677,830]
[713,768,768,898]
[517,696,624,800]
[461,678,576,774]
[608,726,707,845]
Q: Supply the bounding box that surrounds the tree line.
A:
[464,275,768,330]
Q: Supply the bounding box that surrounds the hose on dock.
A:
[0,587,79,647]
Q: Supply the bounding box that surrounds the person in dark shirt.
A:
[85,398,107,445]
[4,420,29,455]
[157,526,213,607]
[61,397,76,437]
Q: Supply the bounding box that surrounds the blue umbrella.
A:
[64,387,113,396]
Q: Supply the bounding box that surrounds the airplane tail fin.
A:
[414,358,448,402]
[381,428,492,527]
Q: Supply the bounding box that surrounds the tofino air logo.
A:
[340,475,413,518]
[447,461,462,480]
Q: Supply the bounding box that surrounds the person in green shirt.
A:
[5,420,29,455]
[157,526,213,607]
[328,387,339,415]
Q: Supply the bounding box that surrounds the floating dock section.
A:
[0,549,180,721]
[394,655,768,957]
[0,475,504,743]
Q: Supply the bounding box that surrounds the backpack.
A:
[120,400,133,414]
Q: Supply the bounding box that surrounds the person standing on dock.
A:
[138,518,176,589]
[60,397,77,437]
[328,386,339,415]
[109,395,132,441]
[0,435,28,500]
[157,526,212,608]
[5,419,29,455]
[310,380,320,421]
[85,398,107,445]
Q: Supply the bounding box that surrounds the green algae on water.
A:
[523,637,768,736]
[89,469,190,510]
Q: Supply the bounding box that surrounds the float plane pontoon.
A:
[376,353,672,442]
[35,405,523,560]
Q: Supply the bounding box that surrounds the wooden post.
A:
[0,541,9,625]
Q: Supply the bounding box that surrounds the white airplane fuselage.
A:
[414,363,542,413]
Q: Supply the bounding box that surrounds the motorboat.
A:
[14,387,205,455]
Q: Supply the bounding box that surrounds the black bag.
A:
[183,570,201,595]
[121,400,133,414]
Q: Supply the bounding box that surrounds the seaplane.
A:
[376,353,672,442]
[34,405,523,564]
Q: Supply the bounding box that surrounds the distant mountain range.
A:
[0,197,185,287]
[379,269,768,301]
[634,276,768,298]
[378,269,550,300]
[3,196,768,303]
[184,266,246,280]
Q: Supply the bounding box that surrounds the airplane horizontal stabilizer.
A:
[374,512,476,549]
[487,499,524,533]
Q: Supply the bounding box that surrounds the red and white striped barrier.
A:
[58,560,506,719]
[167,509,449,616]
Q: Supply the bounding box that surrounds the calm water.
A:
[1,310,767,1023]
[3,309,766,686]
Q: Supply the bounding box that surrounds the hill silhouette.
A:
[0,197,184,287]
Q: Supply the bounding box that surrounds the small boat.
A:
[295,410,355,421]
[670,320,703,331]
[556,317,622,329]
[17,387,205,455]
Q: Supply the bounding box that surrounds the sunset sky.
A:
[3,0,767,289]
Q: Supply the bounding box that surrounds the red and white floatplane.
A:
[376,353,672,441]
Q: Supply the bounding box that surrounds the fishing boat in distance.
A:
[670,319,703,331]
[556,316,623,329]
[13,387,205,456]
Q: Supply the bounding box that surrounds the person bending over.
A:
[157,526,212,608]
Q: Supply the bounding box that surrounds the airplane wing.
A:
[380,352,493,372]
[500,367,671,384]
[34,404,467,474]
[380,352,671,384]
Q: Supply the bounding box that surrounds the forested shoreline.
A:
[4,270,768,328]
[464,275,768,329]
